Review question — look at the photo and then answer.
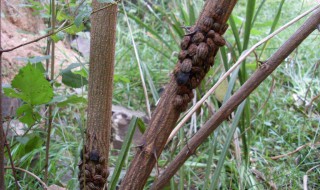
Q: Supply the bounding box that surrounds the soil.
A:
[1,0,80,84]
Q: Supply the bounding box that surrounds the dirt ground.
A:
[1,0,80,84]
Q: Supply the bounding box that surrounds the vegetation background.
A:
[1,0,319,189]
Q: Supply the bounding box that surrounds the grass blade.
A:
[109,117,138,190]
[229,14,242,54]
[209,100,247,189]
[259,0,286,57]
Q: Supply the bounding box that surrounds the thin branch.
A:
[3,122,20,189]
[270,142,320,160]
[152,7,320,190]
[0,0,5,188]
[44,0,56,184]
[167,4,320,144]
[0,0,120,54]
[4,166,48,189]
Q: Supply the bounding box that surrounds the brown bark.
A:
[120,1,238,189]
[78,1,117,189]
[151,7,320,190]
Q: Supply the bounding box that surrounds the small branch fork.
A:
[151,7,320,189]
[0,0,120,54]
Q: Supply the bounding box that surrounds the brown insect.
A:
[182,93,191,103]
[192,54,203,66]
[189,76,198,89]
[95,164,102,173]
[207,30,215,38]
[197,42,209,59]
[181,36,191,50]
[173,95,184,107]
[213,33,226,46]
[206,37,215,50]
[178,50,188,60]
[212,22,221,32]
[220,23,229,34]
[93,175,105,185]
[181,59,193,72]
[207,55,215,66]
[203,17,215,29]
[192,32,205,44]
[187,44,197,56]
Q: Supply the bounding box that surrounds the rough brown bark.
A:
[151,7,320,190]
[78,1,117,189]
[120,1,237,189]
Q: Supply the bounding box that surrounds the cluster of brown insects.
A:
[173,14,228,111]
[78,149,109,190]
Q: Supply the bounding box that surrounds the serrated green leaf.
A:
[11,63,53,105]
[3,88,23,99]
[57,95,87,107]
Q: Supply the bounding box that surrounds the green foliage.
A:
[4,0,320,189]
[109,117,140,190]
[4,63,53,105]
[61,63,88,88]
[4,63,53,126]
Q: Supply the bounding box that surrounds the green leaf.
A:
[61,63,88,88]
[33,62,46,73]
[16,136,30,145]
[73,68,88,78]
[209,101,247,189]
[136,117,146,134]
[51,31,65,43]
[8,63,53,105]
[57,95,87,107]
[25,135,43,153]
[16,104,41,126]
[109,117,138,190]
[65,24,86,35]
[75,9,91,27]
[114,74,130,83]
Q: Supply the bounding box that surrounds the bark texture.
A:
[120,1,237,189]
[151,7,320,190]
[78,1,117,189]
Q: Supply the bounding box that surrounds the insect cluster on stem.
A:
[173,10,228,111]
